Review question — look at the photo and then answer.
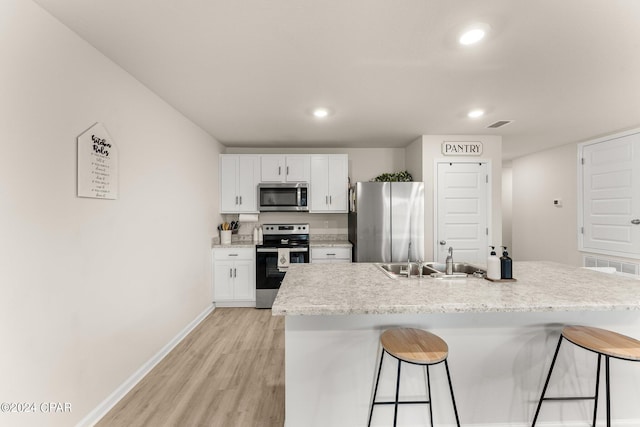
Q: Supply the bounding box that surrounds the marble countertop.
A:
[211,235,352,249]
[309,240,352,248]
[211,241,352,249]
[212,242,256,249]
[271,261,640,316]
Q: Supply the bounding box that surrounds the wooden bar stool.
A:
[367,328,460,426]
[532,325,640,427]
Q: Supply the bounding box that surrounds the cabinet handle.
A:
[325,195,328,204]
[286,166,289,175]
[329,195,332,204]
[239,196,242,204]
[278,166,281,175]
[234,268,237,278]
[327,253,336,256]
[632,219,640,225]
[229,268,233,278]
[228,254,238,256]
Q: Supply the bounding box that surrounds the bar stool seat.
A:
[532,325,640,427]
[368,328,460,426]
[562,326,640,361]
[381,328,449,364]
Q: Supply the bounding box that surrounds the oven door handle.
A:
[256,247,308,253]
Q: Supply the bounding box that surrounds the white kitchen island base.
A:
[273,262,640,427]
[284,311,640,427]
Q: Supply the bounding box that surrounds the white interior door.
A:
[436,162,489,264]
[581,132,640,255]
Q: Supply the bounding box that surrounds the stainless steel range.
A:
[255,223,310,309]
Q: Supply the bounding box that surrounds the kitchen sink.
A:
[376,263,427,278]
[427,262,486,276]
[376,262,486,279]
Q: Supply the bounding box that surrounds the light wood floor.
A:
[97,308,285,427]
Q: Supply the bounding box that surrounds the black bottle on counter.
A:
[500,246,512,279]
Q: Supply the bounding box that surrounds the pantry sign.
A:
[77,122,119,199]
[442,141,483,156]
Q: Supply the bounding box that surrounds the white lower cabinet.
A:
[310,247,352,263]
[212,248,255,307]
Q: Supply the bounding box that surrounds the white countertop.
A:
[309,240,352,248]
[211,235,351,249]
[271,261,640,316]
[211,242,256,249]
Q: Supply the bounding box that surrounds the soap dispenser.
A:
[487,246,501,280]
[500,246,513,279]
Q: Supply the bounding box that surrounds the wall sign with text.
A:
[77,122,119,199]
[442,141,483,156]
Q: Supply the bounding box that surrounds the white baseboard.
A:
[76,304,215,427]
[214,300,255,307]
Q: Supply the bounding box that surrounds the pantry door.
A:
[436,162,490,264]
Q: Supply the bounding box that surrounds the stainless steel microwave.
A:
[258,183,308,212]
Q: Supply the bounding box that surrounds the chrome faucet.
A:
[446,247,453,275]
[415,259,427,278]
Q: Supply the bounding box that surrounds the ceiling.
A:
[34,0,640,160]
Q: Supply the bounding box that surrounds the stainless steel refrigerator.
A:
[348,182,424,262]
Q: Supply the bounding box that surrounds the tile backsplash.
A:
[583,255,639,277]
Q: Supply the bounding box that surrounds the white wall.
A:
[226,146,405,183]
[418,135,503,261]
[0,2,222,426]
[405,137,423,181]
[511,142,580,264]
[502,163,513,250]
[226,147,406,236]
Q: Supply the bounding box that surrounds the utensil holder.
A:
[220,230,232,245]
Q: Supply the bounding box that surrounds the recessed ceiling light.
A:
[467,109,485,118]
[312,108,331,118]
[459,24,490,45]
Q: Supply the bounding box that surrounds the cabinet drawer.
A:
[311,247,351,260]
[213,248,255,260]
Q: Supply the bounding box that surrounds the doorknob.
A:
[632,219,640,225]
[439,240,447,245]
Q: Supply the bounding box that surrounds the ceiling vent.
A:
[487,120,513,129]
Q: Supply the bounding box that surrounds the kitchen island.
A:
[272,261,640,426]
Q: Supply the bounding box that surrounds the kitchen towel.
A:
[278,248,290,272]
[238,213,259,223]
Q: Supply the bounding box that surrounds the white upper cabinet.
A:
[310,154,348,213]
[220,155,259,213]
[261,155,310,182]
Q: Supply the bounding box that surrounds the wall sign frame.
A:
[442,141,483,156]
[77,122,119,199]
